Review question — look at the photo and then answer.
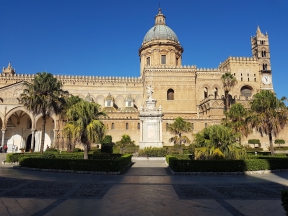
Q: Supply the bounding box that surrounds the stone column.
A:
[53,129,58,148]
[1,130,5,147]
[160,120,162,142]
[31,130,35,151]
[140,120,143,141]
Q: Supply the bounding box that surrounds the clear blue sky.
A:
[1,0,287,98]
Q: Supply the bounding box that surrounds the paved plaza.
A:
[0,153,287,216]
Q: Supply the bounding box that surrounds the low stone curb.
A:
[1,160,18,165]
[168,166,288,175]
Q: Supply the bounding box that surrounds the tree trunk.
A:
[84,144,88,159]
[269,132,274,156]
[40,115,46,154]
[225,90,229,111]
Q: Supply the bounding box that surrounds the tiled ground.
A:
[0,155,287,215]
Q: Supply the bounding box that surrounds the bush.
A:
[282,190,288,216]
[73,148,82,152]
[6,153,40,163]
[101,144,114,154]
[245,146,264,151]
[138,147,167,157]
[166,155,288,172]
[165,146,184,155]
[90,152,121,160]
[45,148,58,152]
[274,147,288,151]
[19,154,132,172]
[41,154,56,159]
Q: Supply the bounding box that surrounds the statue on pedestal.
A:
[146,85,154,101]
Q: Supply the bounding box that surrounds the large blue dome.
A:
[143,25,179,44]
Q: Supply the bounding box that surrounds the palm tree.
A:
[19,72,68,154]
[221,72,237,111]
[63,100,106,159]
[193,124,243,159]
[168,117,192,146]
[223,103,251,144]
[250,90,288,155]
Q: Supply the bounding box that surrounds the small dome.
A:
[125,94,134,102]
[143,25,179,44]
[105,93,114,101]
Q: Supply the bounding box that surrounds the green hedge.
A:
[138,147,167,157]
[6,153,41,163]
[19,154,132,172]
[6,152,90,162]
[166,155,288,172]
[282,190,288,215]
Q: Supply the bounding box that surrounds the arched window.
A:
[262,50,266,57]
[240,86,252,97]
[146,57,150,66]
[137,123,140,130]
[191,123,194,130]
[205,123,207,128]
[167,89,174,100]
[161,55,166,64]
[214,87,218,99]
[126,123,129,130]
[263,64,268,70]
[166,123,169,131]
[204,87,208,98]
[111,123,114,130]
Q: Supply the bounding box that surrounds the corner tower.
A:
[139,8,184,75]
[251,26,273,89]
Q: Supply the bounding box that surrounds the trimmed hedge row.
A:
[282,190,288,215]
[6,152,126,163]
[19,154,132,172]
[166,155,288,172]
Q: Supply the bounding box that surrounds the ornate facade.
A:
[0,8,286,152]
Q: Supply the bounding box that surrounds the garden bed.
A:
[166,155,288,174]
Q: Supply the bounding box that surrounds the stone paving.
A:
[0,153,287,215]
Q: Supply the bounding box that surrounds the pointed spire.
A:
[256,26,262,35]
[2,62,15,75]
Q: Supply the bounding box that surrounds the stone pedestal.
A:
[139,98,163,149]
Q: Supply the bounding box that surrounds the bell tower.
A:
[251,26,273,89]
[2,62,15,75]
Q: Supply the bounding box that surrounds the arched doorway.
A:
[26,134,35,152]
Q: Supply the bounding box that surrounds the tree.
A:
[63,95,82,151]
[223,103,251,144]
[116,134,135,147]
[100,135,114,154]
[274,139,285,148]
[221,72,237,111]
[250,90,288,155]
[248,139,261,148]
[193,124,244,159]
[168,117,192,146]
[19,72,68,154]
[194,124,239,151]
[63,100,106,159]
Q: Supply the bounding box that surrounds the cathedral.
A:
[0,8,285,153]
